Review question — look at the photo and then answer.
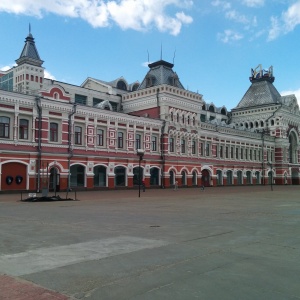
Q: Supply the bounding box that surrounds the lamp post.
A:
[267,161,273,191]
[137,149,145,198]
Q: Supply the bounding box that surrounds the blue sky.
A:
[1,0,300,109]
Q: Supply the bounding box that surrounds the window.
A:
[241,148,244,159]
[136,133,141,149]
[192,139,196,154]
[236,148,239,159]
[74,126,82,145]
[118,132,124,148]
[200,142,204,156]
[220,145,223,158]
[181,138,186,153]
[225,146,229,159]
[206,143,210,156]
[19,119,29,140]
[231,147,234,159]
[0,116,10,138]
[49,122,58,142]
[97,128,104,146]
[152,135,157,151]
[169,137,174,152]
[75,94,87,105]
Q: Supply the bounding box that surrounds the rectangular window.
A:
[169,137,174,152]
[250,149,253,160]
[93,98,103,106]
[97,128,104,146]
[231,146,234,159]
[220,145,223,158]
[50,122,58,142]
[152,135,157,151]
[19,119,29,140]
[200,142,204,156]
[169,137,175,152]
[181,139,186,153]
[236,148,239,159]
[245,149,248,160]
[254,149,257,161]
[192,139,196,154]
[225,146,229,159]
[75,94,87,105]
[206,143,210,156]
[241,148,244,159]
[118,132,124,148]
[74,126,82,145]
[0,116,10,138]
[136,133,141,150]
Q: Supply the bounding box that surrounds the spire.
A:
[15,27,43,67]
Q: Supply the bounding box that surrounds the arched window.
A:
[117,80,127,90]
[221,108,226,115]
[209,105,215,113]
[170,112,174,121]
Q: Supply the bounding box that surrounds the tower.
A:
[14,26,44,94]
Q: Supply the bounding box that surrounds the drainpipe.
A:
[160,120,166,188]
[35,96,42,193]
[67,103,77,192]
[261,103,282,185]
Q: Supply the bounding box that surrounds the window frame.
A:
[74,126,82,145]
[19,118,29,140]
[0,116,10,139]
[49,122,59,142]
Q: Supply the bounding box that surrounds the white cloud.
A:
[217,29,243,43]
[242,0,264,8]
[0,65,12,72]
[0,0,193,36]
[282,88,300,104]
[211,0,231,10]
[225,10,249,24]
[44,70,56,80]
[268,1,300,41]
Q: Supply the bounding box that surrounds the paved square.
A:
[0,186,299,299]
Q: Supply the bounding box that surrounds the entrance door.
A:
[50,168,60,192]
[201,170,210,187]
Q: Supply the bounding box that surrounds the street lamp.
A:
[137,149,145,197]
[267,161,273,191]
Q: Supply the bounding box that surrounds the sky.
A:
[1,0,300,110]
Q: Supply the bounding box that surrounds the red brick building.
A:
[0,31,299,192]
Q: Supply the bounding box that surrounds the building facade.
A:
[0,31,299,192]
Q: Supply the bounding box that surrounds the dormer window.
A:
[146,75,155,88]
[117,80,127,91]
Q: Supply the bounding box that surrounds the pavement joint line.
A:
[181,230,234,243]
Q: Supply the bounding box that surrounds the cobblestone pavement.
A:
[0,185,299,300]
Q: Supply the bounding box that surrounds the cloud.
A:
[282,88,300,104]
[44,70,56,80]
[0,0,193,36]
[268,1,300,41]
[0,65,12,72]
[217,29,243,43]
[242,0,264,7]
[211,0,231,10]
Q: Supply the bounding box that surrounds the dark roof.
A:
[138,60,185,90]
[235,78,281,109]
[15,33,43,67]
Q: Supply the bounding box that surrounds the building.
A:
[0,30,299,192]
